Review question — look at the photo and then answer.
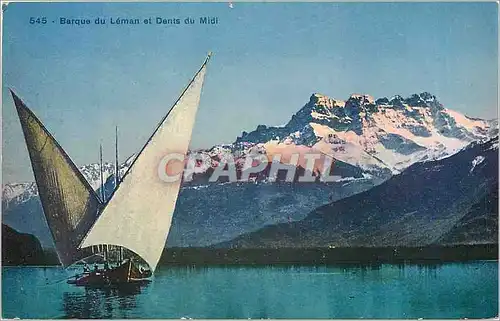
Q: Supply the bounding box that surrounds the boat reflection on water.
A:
[62,281,149,318]
[1,263,496,319]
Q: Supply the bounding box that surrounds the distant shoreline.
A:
[159,244,498,266]
[3,244,497,267]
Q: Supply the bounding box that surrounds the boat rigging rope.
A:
[44,274,80,286]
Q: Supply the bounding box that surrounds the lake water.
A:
[2,262,498,319]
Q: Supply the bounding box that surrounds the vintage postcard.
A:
[1,1,498,319]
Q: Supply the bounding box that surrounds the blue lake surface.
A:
[2,261,498,319]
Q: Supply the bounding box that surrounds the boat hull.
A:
[67,260,151,286]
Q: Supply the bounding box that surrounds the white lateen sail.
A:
[80,54,211,271]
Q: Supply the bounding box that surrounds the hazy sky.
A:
[3,2,498,183]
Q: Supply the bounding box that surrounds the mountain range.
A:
[2,92,497,250]
[235,92,496,173]
[219,137,498,248]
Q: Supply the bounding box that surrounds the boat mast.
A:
[115,126,124,263]
[99,144,109,262]
[115,126,119,187]
[99,144,106,202]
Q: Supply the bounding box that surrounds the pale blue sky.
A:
[2,2,498,183]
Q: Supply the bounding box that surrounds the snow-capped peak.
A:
[1,182,37,209]
[235,91,496,173]
[348,93,375,105]
[312,93,346,109]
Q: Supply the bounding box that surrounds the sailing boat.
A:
[10,53,211,286]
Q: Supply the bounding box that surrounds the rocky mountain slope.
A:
[2,224,45,265]
[219,137,498,248]
[438,183,498,245]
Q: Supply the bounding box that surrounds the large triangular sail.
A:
[10,90,102,266]
[80,54,211,271]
